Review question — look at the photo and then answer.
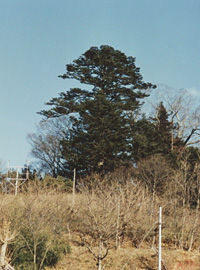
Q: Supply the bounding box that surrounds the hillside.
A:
[1,174,200,270]
[48,244,200,270]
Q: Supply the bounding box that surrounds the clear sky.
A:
[0,0,200,170]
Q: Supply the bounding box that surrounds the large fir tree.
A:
[39,45,156,176]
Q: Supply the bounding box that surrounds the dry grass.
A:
[1,178,200,269]
[46,244,200,270]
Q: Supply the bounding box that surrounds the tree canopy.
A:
[39,45,156,176]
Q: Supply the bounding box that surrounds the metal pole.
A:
[72,168,76,207]
[158,206,162,270]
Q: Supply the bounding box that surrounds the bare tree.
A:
[137,155,173,216]
[27,116,71,177]
[0,198,20,270]
[162,150,198,250]
[68,171,157,270]
[74,189,118,270]
[70,175,139,270]
[188,161,200,251]
[11,193,70,270]
[0,161,6,194]
[143,84,200,148]
[0,219,16,270]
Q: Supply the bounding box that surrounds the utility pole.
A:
[5,164,29,195]
[158,206,162,270]
[15,168,19,196]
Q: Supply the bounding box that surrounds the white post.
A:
[72,168,76,207]
[158,206,162,270]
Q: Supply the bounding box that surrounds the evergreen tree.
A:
[152,102,174,155]
[130,117,162,161]
[39,45,156,176]
[62,92,130,175]
[130,102,185,162]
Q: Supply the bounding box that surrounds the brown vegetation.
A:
[1,154,200,269]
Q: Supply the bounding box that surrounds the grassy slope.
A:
[47,243,200,270]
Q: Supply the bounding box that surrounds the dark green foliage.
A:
[39,46,156,118]
[130,102,187,164]
[152,102,186,163]
[10,232,70,270]
[151,102,174,155]
[40,175,73,192]
[130,117,162,161]
[39,45,156,175]
[62,92,130,175]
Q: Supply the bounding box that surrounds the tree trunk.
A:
[33,241,37,270]
[115,200,120,249]
[98,257,102,270]
[179,163,187,249]
[150,183,156,218]
[188,167,200,251]
[0,241,8,269]
[97,238,103,270]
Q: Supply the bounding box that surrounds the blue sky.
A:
[0,0,200,170]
